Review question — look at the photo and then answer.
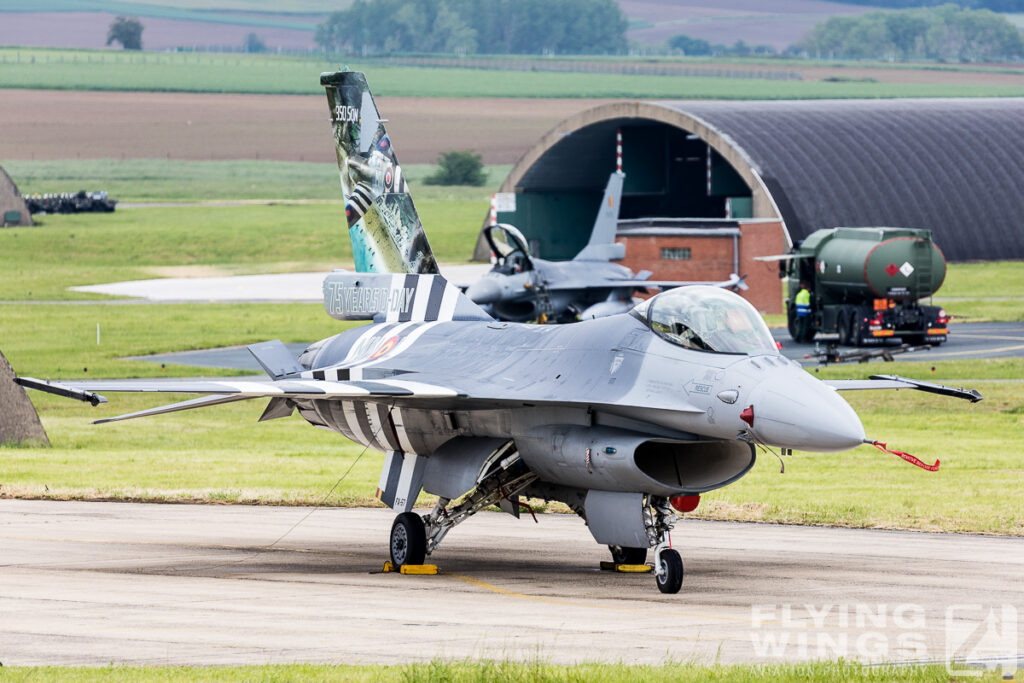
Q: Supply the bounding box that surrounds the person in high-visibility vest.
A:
[794,281,812,341]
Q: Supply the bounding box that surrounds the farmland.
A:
[4,48,1024,99]
[0,89,598,164]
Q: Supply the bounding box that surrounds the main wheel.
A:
[655,549,684,594]
[390,512,426,568]
[609,545,648,565]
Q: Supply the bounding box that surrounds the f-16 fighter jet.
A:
[15,71,982,594]
[467,175,746,323]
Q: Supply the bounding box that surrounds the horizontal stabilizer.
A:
[248,340,303,379]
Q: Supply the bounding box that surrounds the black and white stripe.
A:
[345,183,374,227]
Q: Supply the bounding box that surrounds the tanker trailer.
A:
[783,227,949,346]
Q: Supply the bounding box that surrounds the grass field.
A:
[5,48,1024,98]
[4,159,511,203]
[0,202,486,300]
[0,661,1001,682]
[0,661,995,682]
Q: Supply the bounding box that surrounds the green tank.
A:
[811,228,946,301]
[785,228,949,346]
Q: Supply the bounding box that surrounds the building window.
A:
[660,247,691,260]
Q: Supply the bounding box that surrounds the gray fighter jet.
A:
[15,71,982,594]
[466,174,746,323]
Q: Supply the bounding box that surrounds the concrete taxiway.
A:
[1,500,1021,667]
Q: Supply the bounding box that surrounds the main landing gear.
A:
[388,442,538,570]
[390,512,427,568]
[608,545,648,565]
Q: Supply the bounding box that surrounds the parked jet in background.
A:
[466,173,746,323]
[15,71,982,594]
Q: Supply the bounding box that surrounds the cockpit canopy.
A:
[634,286,779,355]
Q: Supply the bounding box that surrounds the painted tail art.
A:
[322,70,439,274]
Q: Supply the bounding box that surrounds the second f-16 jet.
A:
[15,71,982,594]
[466,171,746,323]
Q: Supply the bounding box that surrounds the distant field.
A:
[4,48,1024,98]
[5,159,511,202]
[0,89,598,164]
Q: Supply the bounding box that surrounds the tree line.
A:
[799,4,1024,61]
[315,0,627,55]
[839,0,1024,11]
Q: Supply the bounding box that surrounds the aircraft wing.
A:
[14,376,464,423]
[823,375,982,402]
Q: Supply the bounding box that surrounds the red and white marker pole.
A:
[616,128,623,174]
[489,193,498,225]
[706,145,712,196]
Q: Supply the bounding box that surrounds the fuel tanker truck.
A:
[781,227,949,346]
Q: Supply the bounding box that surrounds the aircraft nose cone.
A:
[747,371,865,452]
[466,278,502,305]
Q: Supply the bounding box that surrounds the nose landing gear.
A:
[655,547,684,594]
[649,496,683,594]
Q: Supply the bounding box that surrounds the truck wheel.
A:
[838,311,852,346]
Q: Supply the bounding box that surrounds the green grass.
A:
[0,201,486,300]
[4,159,511,203]
[5,48,1024,98]
[933,260,1024,322]
[0,661,993,682]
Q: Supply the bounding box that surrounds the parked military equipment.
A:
[765,227,949,346]
[25,191,117,214]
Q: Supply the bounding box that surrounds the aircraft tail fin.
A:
[574,171,625,262]
[321,70,439,274]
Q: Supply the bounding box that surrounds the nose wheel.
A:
[390,512,427,568]
[655,548,684,594]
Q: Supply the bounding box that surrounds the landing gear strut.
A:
[420,443,537,558]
